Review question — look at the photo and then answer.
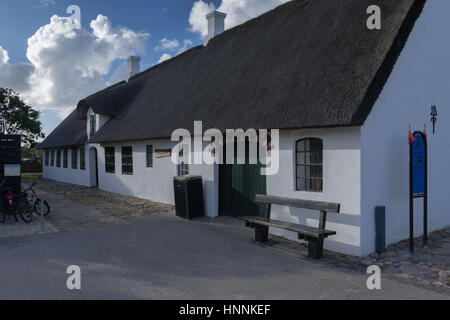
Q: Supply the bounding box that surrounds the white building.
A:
[40,0,449,257]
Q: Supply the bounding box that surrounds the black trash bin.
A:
[173,176,205,220]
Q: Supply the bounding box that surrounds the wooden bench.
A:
[241,195,341,259]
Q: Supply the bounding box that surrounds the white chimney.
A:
[204,10,227,46]
[127,56,141,80]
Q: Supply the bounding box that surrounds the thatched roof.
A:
[39,110,86,149]
[40,0,425,148]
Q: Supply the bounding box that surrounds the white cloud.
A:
[39,0,55,7]
[157,53,172,64]
[0,13,149,117]
[155,38,193,54]
[180,39,193,53]
[189,0,289,37]
[155,38,180,52]
[0,45,9,66]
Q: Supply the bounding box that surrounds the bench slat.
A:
[241,216,336,238]
[255,195,340,213]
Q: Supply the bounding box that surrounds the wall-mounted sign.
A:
[4,164,21,177]
[155,149,172,159]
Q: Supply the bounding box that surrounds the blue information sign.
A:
[409,129,428,253]
[411,133,426,195]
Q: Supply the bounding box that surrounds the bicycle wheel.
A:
[0,207,5,224]
[34,198,50,216]
[17,198,32,224]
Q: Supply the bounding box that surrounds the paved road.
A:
[0,213,448,300]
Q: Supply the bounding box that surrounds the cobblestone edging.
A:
[329,228,450,290]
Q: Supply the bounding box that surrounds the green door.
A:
[219,142,267,217]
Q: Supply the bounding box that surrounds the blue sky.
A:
[0,0,287,137]
[0,0,220,65]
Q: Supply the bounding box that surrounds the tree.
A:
[0,87,45,147]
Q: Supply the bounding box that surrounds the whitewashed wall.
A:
[95,140,218,217]
[267,128,362,256]
[43,146,91,187]
[361,0,450,256]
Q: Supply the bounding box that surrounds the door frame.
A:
[89,147,99,187]
[219,140,267,217]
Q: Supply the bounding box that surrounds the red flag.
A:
[409,126,415,144]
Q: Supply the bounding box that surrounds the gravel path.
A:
[28,178,174,220]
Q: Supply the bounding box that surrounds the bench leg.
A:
[255,226,269,243]
[307,238,324,260]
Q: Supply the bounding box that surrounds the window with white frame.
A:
[146,145,153,168]
[56,150,61,168]
[90,114,96,135]
[72,149,78,169]
[105,147,115,173]
[63,149,68,168]
[80,148,86,170]
[122,146,133,175]
[295,138,323,192]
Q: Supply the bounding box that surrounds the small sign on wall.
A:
[4,164,21,177]
[155,149,172,159]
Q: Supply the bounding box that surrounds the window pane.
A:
[312,151,323,165]
[314,165,323,178]
[297,140,305,151]
[72,149,78,169]
[296,178,306,191]
[304,139,310,152]
[63,150,68,168]
[296,152,305,165]
[313,179,323,192]
[80,148,85,170]
[90,115,96,134]
[147,145,153,168]
[310,139,323,151]
[296,165,305,179]
[57,150,61,167]
[295,138,323,192]
[122,147,133,175]
[105,147,115,173]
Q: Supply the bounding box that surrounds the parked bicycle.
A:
[0,179,32,224]
[22,182,50,217]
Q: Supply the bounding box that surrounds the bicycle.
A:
[0,180,32,224]
[22,182,50,217]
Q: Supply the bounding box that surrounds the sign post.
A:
[409,129,428,253]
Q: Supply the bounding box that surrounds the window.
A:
[72,149,78,169]
[56,150,61,168]
[80,148,86,170]
[90,114,96,135]
[146,145,153,168]
[45,150,49,166]
[296,138,323,192]
[122,146,133,175]
[177,147,189,176]
[63,150,68,168]
[51,150,55,167]
[105,147,116,173]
